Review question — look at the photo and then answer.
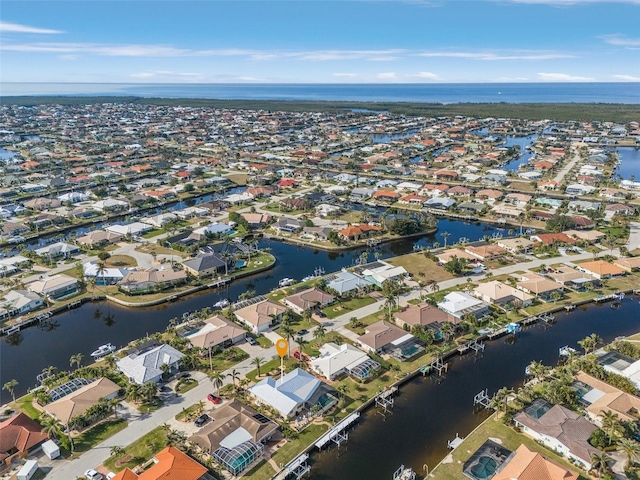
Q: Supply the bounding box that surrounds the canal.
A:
[1,218,502,403]
[310,297,640,480]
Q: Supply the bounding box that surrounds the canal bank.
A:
[308,296,640,480]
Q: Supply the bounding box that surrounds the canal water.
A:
[501,134,538,171]
[310,297,640,480]
[0,218,502,403]
[615,147,640,180]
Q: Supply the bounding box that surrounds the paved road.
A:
[553,148,581,184]
[41,246,605,478]
[626,221,640,251]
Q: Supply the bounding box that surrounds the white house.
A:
[116,343,184,384]
[437,291,489,319]
[311,343,380,381]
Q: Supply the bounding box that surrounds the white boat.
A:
[279,278,296,287]
[559,345,577,357]
[91,343,116,358]
[213,299,230,309]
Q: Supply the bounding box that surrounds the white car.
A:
[85,469,104,480]
[106,473,117,480]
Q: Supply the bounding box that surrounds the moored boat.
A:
[91,343,116,358]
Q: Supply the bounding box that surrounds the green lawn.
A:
[141,228,164,239]
[430,414,589,480]
[73,418,128,454]
[321,296,377,319]
[175,378,198,394]
[13,393,41,420]
[103,425,168,472]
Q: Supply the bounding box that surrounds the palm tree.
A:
[125,384,143,404]
[337,383,349,407]
[382,278,402,317]
[281,325,295,357]
[490,387,512,414]
[141,382,158,402]
[110,445,125,458]
[313,324,327,342]
[527,361,550,382]
[296,336,308,355]
[228,369,241,390]
[103,354,117,370]
[208,371,225,396]
[39,414,63,440]
[440,322,456,343]
[590,452,611,479]
[602,411,624,446]
[252,356,265,378]
[3,379,18,402]
[442,231,451,248]
[578,335,596,355]
[69,353,84,370]
[618,437,640,467]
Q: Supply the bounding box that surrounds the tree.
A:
[141,382,158,402]
[337,383,349,407]
[296,336,308,356]
[490,387,512,414]
[97,251,111,262]
[110,445,125,458]
[441,231,451,248]
[125,384,143,404]
[69,353,84,370]
[40,414,63,440]
[440,322,456,343]
[3,378,18,402]
[281,325,295,357]
[527,361,550,382]
[252,357,265,378]
[209,371,225,396]
[228,369,241,390]
[602,411,624,446]
[443,256,468,276]
[382,278,402,317]
[314,324,327,342]
[590,452,612,479]
[617,437,640,467]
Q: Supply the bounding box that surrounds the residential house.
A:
[0,413,48,469]
[574,372,640,425]
[301,226,334,242]
[75,230,122,248]
[325,270,373,295]
[234,299,286,334]
[34,242,80,259]
[83,262,130,286]
[497,237,534,254]
[248,368,336,419]
[274,217,304,233]
[547,266,599,291]
[116,343,184,384]
[190,399,279,476]
[282,288,334,315]
[91,198,128,213]
[0,290,43,321]
[356,320,419,357]
[106,222,153,237]
[424,197,456,210]
[141,213,178,229]
[516,272,564,301]
[493,444,579,480]
[185,315,247,351]
[27,274,79,299]
[473,280,533,308]
[531,233,577,246]
[44,377,120,425]
[360,263,407,287]
[182,253,229,278]
[311,342,381,381]
[118,267,187,293]
[241,212,272,227]
[111,446,209,480]
[437,292,489,320]
[394,302,458,335]
[576,260,626,280]
[464,244,507,261]
[513,399,600,470]
[613,256,640,272]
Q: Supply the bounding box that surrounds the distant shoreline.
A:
[2,95,640,122]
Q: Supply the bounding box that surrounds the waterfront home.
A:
[613,256,640,272]
[575,260,626,280]
[338,224,382,242]
[325,270,373,296]
[0,290,43,320]
[574,372,640,426]
[464,243,507,261]
[190,399,279,476]
[546,266,600,291]
[566,183,596,195]
[435,248,476,264]
[83,262,130,286]
[141,212,178,228]
[0,413,49,470]
[116,343,184,384]
[90,198,128,213]
[35,242,80,258]
[111,446,208,480]
[356,320,424,361]
[75,229,122,248]
[394,302,457,333]
[234,299,286,334]
[301,226,334,242]
[473,281,533,308]
[241,212,272,227]
[563,229,605,243]
[311,342,381,381]
[27,274,79,300]
[118,267,187,293]
[491,204,523,220]
[496,237,534,254]
[516,272,564,301]
[282,287,335,314]
[424,197,456,210]
[437,292,489,320]
[361,263,407,287]
[106,221,153,237]
[185,315,246,351]
[182,252,229,277]
[493,444,579,480]
[248,368,336,419]
[44,377,120,426]
[475,189,504,201]
[597,350,640,390]
[513,399,600,471]
[530,233,577,245]
[274,217,304,233]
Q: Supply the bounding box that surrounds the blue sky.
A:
[2,0,640,84]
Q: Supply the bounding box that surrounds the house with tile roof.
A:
[44,377,120,425]
[116,343,184,384]
[493,444,579,480]
[0,413,48,468]
[185,315,247,351]
[111,446,209,480]
[234,299,286,334]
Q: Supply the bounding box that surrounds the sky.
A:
[1,0,640,84]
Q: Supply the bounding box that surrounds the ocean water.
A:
[2,82,640,104]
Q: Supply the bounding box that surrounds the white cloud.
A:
[377,72,398,80]
[412,71,439,80]
[295,49,403,61]
[612,74,640,81]
[600,34,640,48]
[2,42,189,56]
[130,70,203,79]
[0,21,62,34]
[537,72,595,81]
[417,50,574,60]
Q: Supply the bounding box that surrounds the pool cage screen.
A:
[213,440,264,475]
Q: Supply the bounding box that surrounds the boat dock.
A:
[594,292,625,303]
[375,386,398,415]
[393,465,416,480]
[314,412,360,450]
[447,433,464,450]
[473,388,491,409]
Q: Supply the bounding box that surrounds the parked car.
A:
[207,393,222,404]
[85,469,105,480]
[297,329,309,336]
[194,414,210,427]
[246,336,257,346]
[176,372,191,379]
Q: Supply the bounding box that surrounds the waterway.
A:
[500,134,538,171]
[310,297,640,480]
[615,147,640,180]
[0,218,502,403]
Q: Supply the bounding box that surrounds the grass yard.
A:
[135,244,188,259]
[175,377,198,394]
[141,228,164,239]
[321,296,377,319]
[103,425,168,472]
[344,310,386,335]
[105,255,137,268]
[13,393,41,420]
[387,253,455,282]
[72,418,128,454]
[430,414,589,480]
